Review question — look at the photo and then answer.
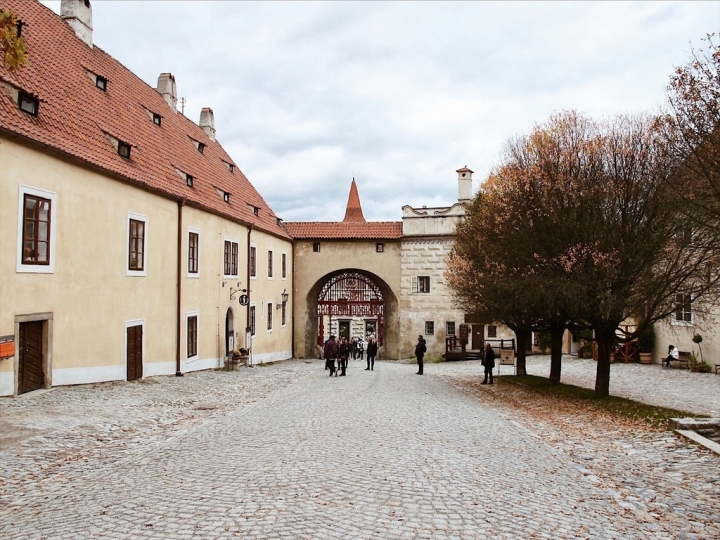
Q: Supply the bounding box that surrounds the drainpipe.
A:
[176,198,186,376]
[246,225,254,366]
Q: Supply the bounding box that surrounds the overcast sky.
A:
[41,1,719,222]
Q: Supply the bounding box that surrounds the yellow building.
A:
[0,0,292,395]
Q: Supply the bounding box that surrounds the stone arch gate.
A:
[295,267,400,361]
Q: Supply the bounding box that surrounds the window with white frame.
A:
[412,276,430,293]
[187,313,198,360]
[281,302,287,326]
[126,212,147,277]
[425,321,435,335]
[224,240,238,277]
[281,253,287,279]
[250,305,256,337]
[487,325,497,338]
[188,231,199,275]
[267,302,273,331]
[250,245,257,278]
[17,185,57,274]
[674,293,692,323]
[268,250,273,279]
[446,321,456,336]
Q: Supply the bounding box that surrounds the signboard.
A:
[459,324,468,341]
[238,294,249,306]
[499,348,515,365]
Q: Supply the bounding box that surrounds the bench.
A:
[662,350,690,369]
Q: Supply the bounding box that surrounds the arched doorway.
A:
[225,308,234,355]
[316,272,384,348]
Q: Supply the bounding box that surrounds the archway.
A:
[316,272,385,348]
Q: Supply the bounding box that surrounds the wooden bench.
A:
[662,350,690,369]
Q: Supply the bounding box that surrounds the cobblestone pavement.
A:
[1,359,719,539]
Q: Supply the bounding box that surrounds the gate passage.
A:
[317,272,384,346]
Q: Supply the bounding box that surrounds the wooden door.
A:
[225,308,234,355]
[339,321,350,341]
[126,325,143,381]
[471,324,484,350]
[19,321,43,394]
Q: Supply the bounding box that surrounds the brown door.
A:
[19,321,44,394]
[126,325,143,381]
[471,324,484,350]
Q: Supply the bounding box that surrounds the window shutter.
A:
[412,276,417,293]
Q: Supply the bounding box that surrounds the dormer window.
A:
[253,207,259,216]
[118,140,131,159]
[96,76,107,91]
[223,192,230,203]
[226,163,234,173]
[197,142,205,154]
[186,174,194,188]
[152,113,161,126]
[18,91,38,116]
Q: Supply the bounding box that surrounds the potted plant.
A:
[691,335,712,372]
[637,324,655,364]
[226,347,249,371]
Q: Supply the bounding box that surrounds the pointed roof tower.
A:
[342,178,366,223]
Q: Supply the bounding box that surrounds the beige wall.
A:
[654,306,720,370]
[292,239,402,359]
[0,136,292,395]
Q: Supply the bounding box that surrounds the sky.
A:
[41,1,720,222]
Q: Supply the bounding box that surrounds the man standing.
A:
[482,343,495,384]
[339,338,350,376]
[324,335,339,377]
[415,335,426,375]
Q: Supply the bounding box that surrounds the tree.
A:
[0,10,27,72]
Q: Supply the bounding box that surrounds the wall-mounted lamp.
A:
[276,289,289,309]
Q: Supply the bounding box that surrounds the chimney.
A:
[156,73,177,112]
[456,166,473,202]
[199,108,216,142]
[61,0,93,48]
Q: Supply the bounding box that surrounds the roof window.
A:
[18,91,39,116]
[118,140,131,159]
[186,174,194,187]
[253,207,259,216]
[152,112,161,126]
[189,138,205,154]
[223,192,230,203]
[95,76,107,91]
[226,162,234,173]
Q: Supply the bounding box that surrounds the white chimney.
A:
[457,166,473,202]
[61,0,93,48]
[156,73,178,112]
[199,108,216,142]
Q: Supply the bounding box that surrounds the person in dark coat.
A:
[415,335,426,375]
[482,343,495,384]
[338,338,350,376]
[323,335,338,377]
[365,337,377,371]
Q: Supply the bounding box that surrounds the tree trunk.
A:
[515,328,530,376]
[594,330,614,398]
[548,324,565,384]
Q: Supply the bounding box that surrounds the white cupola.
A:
[456,166,473,202]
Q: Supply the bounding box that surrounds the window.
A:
[267,302,273,331]
[118,140,131,159]
[268,250,273,278]
[446,322,456,336]
[22,194,51,265]
[17,186,56,273]
[128,218,145,271]
[96,76,107,91]
[674,293,692,323]
[224,240,238,276]
[250,246,257,278]
[250,305,256,337]
[487,325,497,338]
[413,276,430,293]
[188,232,199,274]
[376,243,384,253]
[186,174,194,188]
[18,91,38,116]
[187,315,198,359]
[197,142,205,154]
[425,321,435,335]
[253,207,259,216]
[152,112,162,126]
[223,192,230,203]
[281,302,287,326]
[281,253,287,279]
[313,242,321,252]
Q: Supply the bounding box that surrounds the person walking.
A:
[323,335,339,377]
[415,335,426,375]
[338,338,350,376]
[482,343,495,384]
[365,337,377,371]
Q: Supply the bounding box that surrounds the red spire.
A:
[342,178,366,222]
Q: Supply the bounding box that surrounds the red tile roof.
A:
[0,0,289,240]
[284,221,403,240]
[342,179,366,222]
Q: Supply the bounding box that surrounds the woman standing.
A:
[365,337,377,371]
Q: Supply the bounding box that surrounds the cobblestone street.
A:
[1,358,719,539]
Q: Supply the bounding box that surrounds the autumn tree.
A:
[0,10,27,72]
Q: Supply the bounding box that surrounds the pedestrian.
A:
[415,335,426,375]
[350,337,358,360]
[357,338,364,361]
[663,344,679,368]
[339,338,350,376]
[365,337,377,371]
[481,343,495,384]
[323,335,339,377]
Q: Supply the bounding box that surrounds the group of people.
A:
[415,335,496,383]
[323,335,378,376]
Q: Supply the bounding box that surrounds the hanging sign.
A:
[238,294,249,306]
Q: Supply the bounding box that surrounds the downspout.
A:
[291,242,295,359]
[246,224,254,366]
[176,198,186,376]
